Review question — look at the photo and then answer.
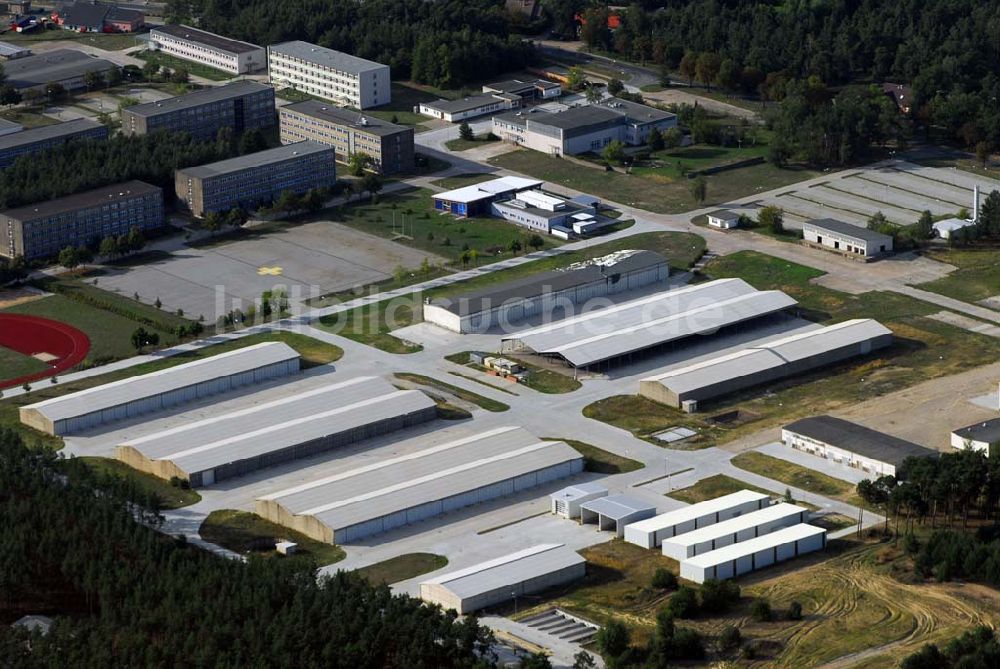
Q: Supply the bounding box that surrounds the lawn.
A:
[549,438,644,474]
[0,110,58,128]
[0,346,46,380]
[631,142,768,179]
[732,451,854,500]
[363,81,459,131]
[0,29,141,50]
[489,148,819,214]
[668,474,777,505]
[430,173,496,190]
[134,50,234,81]
[316,300,423,354]
[354,553,448,586]
[200,510,345,566]
[582,395,720,449]
[444,136,498,152]
[394,373,509,412]
[78,456,201,509]
[917,248,1000,304]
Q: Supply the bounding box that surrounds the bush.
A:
[667,585,699,618]
[671,627,705,659]
[749,598,773,622]
[719,625,742,651]
[699,578,740,613]
[651,567,677,590]
[788,601,803,620]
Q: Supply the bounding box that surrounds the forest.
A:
[0,428,493,667]
[163,0,536,88]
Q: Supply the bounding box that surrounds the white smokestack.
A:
[973,184,980,222]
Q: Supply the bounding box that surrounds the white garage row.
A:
[624,490,771,549]
[679,523,827,584]
[579,495,657,538]
[661,503,809,560]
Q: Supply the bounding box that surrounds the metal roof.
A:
[422,544,584,599]
[433,176,542,205]
[281,100,409,137]
[627,490,771,533]
[24,342,298,422]
[682,523,826,568]
[177,140,332,179]
[0,180,159,222]
[784,415,939,467]
[642,319,892,395]
[529,104,622,131]
[598,97,676,124]
[579,494,655,520]
[707,209,741,220]
[953,418,1000,444]
[125,80,272,118]
[4,49,117,90]
[506,279,796,368]
[258,427,581,532]
[550,482,607,502]
[151,24,263,54]
[0,41,30,57]
[422,94,508,114]
[0,118,103,151]
[661,503,806,548]
[268,41,387,75]
[804,218,893,245]
[433,250,666,317]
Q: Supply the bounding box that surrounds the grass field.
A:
[444,136,498,152]
[394,373,509,412]
[0,346,46,380]
[134,50,234,81]
[489,148,819,214]
[0,29,141,50]
[200,510,345,566]
[354,553,448,586]
[0,109,58,128]
[630,142,768,180]
[582,395,719,449]
[78,457,201,509]
[917,248,1000,304]
[316,301,423,353]
[550,438,644,474]
[430,173,496,190]
[732,451,855,500]
[364,81,459,130]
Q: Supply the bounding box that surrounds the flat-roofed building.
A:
[432,175,543,217]
[116,377,436,487]
[175,140,336,216]
[0,180,162,260]
[639,319,894,410]
[4,48,118,93]
[550,482,608,518]
[149,24,265,75]
[0,117,21,137]
[420,544,585,614]
[418,93,521,123]
[20,342,300,435]
[278,100,413,175]
[624,490,771,549]
[483,78,561,101]
[803,218,893,259]
[661,503,808,560]
[491,188,597,234]
[679,524,827,583]
[121,80,276,141]
[268,41,390,109]
[256,426,583,544]
[951,418,1000,455]
[424,249,668,333]
[0,41,32,60]
[579,495,657,537]
[0,118,107,169]
[782,415,939,478]
[52,2,144,33]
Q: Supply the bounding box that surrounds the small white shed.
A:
[707,209,741,229]
[550,482,608,519]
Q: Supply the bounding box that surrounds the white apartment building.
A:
[267,41,390,109]
[149,25,266,75]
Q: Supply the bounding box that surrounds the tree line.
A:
[0,428,493,667]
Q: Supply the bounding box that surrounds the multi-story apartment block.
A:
[278,101,413,175]
[149,25,266,75]
[0,181,163,260]
[0,118,108,169]
[267,41,390,109]
[174,141,336,217]
[121,80,276,141]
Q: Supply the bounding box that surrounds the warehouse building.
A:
[116,377,436,487]
[782,415,939,477]
[0,180,163,260]
[640,319,894,411]
[623,490,771,549]
[420,544,585,614]
[256,426,583,544]
[491,188,598,235]
[951,418,1000,454]
[268,41,390,109]
[52,2,144,33]
[0,117,107,169]
[424,250,669,333]
[149,24,266,75]
[432,176,542,217]
[121,80,276,141]
[661,503,808,560]
[501,279,797,371]
[803,218,894,260]
[679,524,827,584]
[4,49,118,93]
[418,93,522,123]
[175,140,336,217]
[483,79,562,102]
[579,495,656,537]
[550,482,608,519]
[278,100,414,175]
[20,342,299,436]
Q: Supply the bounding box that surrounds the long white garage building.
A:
[639,319,893,410]
[501,279,796,370]
[420,544,586,614]
[661,503,808,560]
[20,342,300,435]
[624,490,771,549]
[116,376,436,487]
[680,523,827,583]
[256,427,583,544]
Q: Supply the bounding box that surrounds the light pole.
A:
[665,453,670,492]
[511,590,518,616]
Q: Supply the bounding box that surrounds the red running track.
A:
[0,313,91,389]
